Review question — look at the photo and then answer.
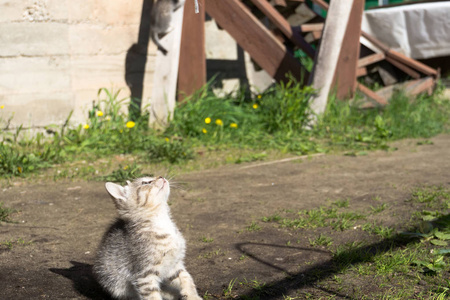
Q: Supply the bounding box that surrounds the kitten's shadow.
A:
[49,261,111,300]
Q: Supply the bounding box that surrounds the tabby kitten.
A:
[93,176,201,300]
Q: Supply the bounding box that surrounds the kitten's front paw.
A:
[180,294,202,300]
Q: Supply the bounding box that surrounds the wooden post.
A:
[309,1,354,115]
[206,0,308,84]
[150,3,185,127]
[178,0,206,101]
[333,0,365,100]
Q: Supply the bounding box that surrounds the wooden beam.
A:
[361,31,438,76]
[206,0,308,84]
[300,23,324,32]
[178,0,206,101]
[357,83,388,106]
[356,67,368,77]
[309,0,354,114]
[273,0,287,7]
[150,3,185,126]
[357,52,385,68]
[311,30,322,40]
[248,0,315,58]
[409,76,435,95]
[333,0,365,100]
[385,56,420,79]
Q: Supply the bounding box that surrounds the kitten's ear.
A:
[105,182,128,202]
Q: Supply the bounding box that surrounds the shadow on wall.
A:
[125,0,153,121]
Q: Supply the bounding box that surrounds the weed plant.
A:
[0,80,449,179]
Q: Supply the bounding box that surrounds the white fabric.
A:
[361,3,450,59]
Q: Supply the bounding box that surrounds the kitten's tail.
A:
[152,31,168,55]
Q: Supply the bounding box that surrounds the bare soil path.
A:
[1,134,449,299]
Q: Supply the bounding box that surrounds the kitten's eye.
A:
[142,180,153,185]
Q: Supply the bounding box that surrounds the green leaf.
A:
[434,231,450,240]
[435,249,450,255]
[430,239,448,246]
[422,215,437,221]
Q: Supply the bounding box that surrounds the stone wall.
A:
[0,0,155,129]
[0,0,272,130]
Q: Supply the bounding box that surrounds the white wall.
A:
[0,0,155,128]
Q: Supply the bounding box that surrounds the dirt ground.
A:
[0,134,449,299]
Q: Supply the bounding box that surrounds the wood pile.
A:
[177,0,439,109]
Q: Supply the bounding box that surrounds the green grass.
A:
[1,238,32,250]
[0,203,16,223]
[1,80,449,180]
[254,186,450,299]
[264,205,365,231]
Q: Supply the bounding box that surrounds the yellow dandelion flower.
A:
[165,137,170,142]
[215,119,223,126]
[96,111,104,117]
[253,103,259,109]
[230,123,238,128]
[205,117,211,124]
[202,128,207,134]
[126,121,135,128]
[257,94,262,99]
[123,165,129,170]
[0,105,4,109]
[83,124,89,129]
[17,166,22,173]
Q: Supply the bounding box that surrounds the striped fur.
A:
[93,177,201,300]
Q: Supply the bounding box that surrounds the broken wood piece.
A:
[385,56,420,79]
[364,77,435,103]
[357,83,388,106]
[357,52,385,68]
[248,0,316,58]
[206,0,308,84]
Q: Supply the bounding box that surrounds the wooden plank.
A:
[150,3,185,127]
[357,52,385,68]
[300,23,324,32]
[311,30,322,40]
[361,31,438,76]
[178,0,206,101]
[274,0,287,7]
[248,0,315,58]
[206,0,308,84]
[356,67,367,77]
[333,0,365,100]
[357,83,388,106]
[408,76,435,95]
[385,56,421,79]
